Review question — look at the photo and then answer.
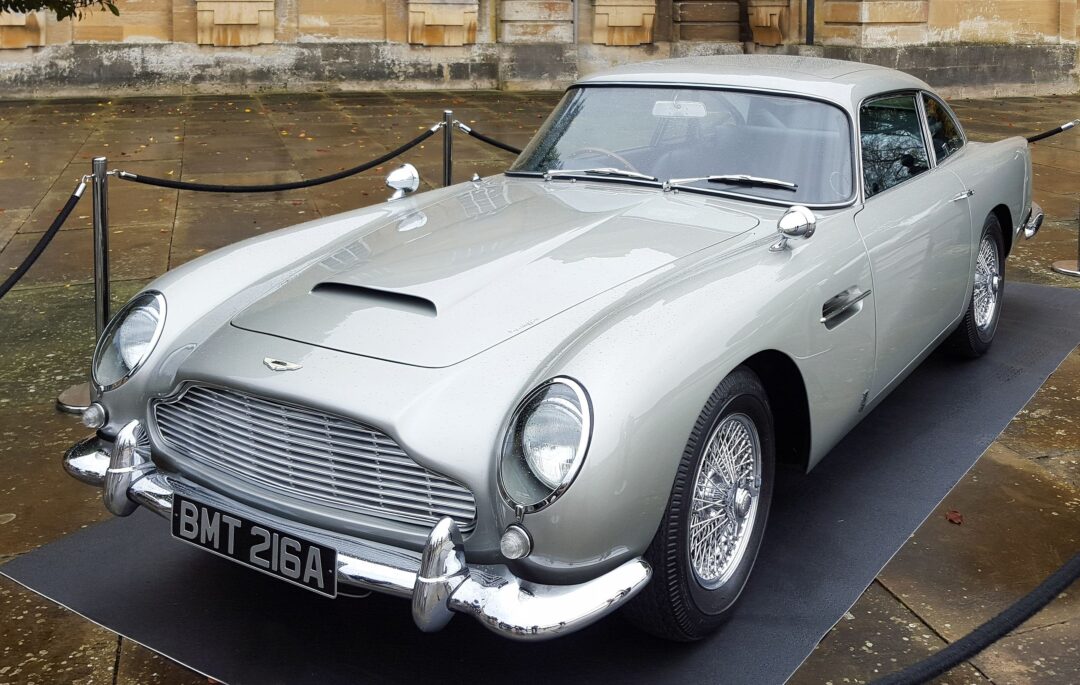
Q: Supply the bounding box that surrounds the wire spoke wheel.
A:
[973,235,1001,332]
[688,413,762,589]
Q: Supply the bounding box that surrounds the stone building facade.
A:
[0,0,1076,95]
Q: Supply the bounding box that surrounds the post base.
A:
[56,382,91,414]
[1051,259,1080,277]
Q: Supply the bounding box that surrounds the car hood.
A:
[232,178,759,367]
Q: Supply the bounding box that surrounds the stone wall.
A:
[0,0,1076,95]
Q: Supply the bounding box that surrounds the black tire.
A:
[947,213,1005,358]
[623,366,775,641]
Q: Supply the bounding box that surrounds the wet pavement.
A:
[0,91,1078,684]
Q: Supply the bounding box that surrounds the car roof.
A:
[574,55,933,113]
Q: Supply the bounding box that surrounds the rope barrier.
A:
[870,550,1080,684]
[116,125,441,193]
[1026,118,1079,143]
[454,121,523,155]
[0,180,86,301]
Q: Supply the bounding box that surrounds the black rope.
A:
[455,122,523,155]
[117,126,440,193]
[870,550,1080,685]
[1027,118,1078,143]
[0,180,86,301]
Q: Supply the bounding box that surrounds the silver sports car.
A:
[65,55,1043,641]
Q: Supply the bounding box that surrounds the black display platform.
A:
[4,283,1079,685]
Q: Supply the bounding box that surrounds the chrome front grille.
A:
[153,386,476,531]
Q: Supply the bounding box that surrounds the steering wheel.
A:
[564,147,641,173]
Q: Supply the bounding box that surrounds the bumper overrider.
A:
[64,420,652,641]
[1023,202,1044,240]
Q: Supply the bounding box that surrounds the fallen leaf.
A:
[945,510,964,525]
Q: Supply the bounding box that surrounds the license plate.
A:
[171,494,338,598]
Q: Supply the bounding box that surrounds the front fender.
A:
[509,214,870,583]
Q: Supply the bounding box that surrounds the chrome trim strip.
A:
[63,433,652,641]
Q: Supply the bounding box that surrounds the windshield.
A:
[509,86,855,206]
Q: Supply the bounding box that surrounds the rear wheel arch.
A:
[742,350,811,472]
[991,204,1013,257]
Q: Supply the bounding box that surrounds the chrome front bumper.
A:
[64,422,651,641]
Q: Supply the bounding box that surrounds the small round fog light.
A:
[499,524,532,560]
[81,403,108,429]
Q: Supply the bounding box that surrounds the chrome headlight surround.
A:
[498,377,592,514]
[92,291,167,391]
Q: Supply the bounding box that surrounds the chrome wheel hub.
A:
[973,236,1001,332]
[688,413,762,589]
[732,486,753,521]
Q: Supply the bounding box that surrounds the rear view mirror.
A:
[653,101,707,118]
[386,164,420,201]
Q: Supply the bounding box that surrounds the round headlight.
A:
[499,377,591,511]
[92,291,166,390]
[522,396,583,489]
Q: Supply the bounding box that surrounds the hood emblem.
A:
[263,357,302,372]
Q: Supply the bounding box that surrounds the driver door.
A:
[854,93,973,399]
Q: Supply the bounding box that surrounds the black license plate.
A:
[171,494,338,598]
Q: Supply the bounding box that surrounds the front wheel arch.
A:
[743,350,811,472]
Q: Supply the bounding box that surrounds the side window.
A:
[922,94,965,162]
[859,95,931,198]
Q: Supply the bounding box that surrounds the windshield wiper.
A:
[664,174,798,191]
[544,168,659,182]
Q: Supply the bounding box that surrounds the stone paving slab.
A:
[789,583,988,685]
[877,444,1080,641]
[0,577,116,685]
[0,91,1078,684]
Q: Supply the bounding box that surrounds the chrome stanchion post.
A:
[443,110,453,187]
[91,156,111,331]
[57,156,110,414]
[1051,204,1080,277]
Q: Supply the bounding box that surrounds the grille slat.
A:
[157,399,470,496]
[157,424,476,513]
[154,386,476,531]
[184,392,407,454]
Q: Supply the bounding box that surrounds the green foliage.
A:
[0,0,119,21]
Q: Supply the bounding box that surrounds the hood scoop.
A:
[312,282,438,318]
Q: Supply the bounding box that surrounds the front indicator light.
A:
[81,403,108,429]
[500,524,532,560]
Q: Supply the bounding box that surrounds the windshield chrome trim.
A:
[512,82,859,209]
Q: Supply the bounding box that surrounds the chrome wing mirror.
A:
[386,164,420,201]
[770,205,816,252]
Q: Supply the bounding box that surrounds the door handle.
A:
[821,287,871,329]
[950,189,975,202]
